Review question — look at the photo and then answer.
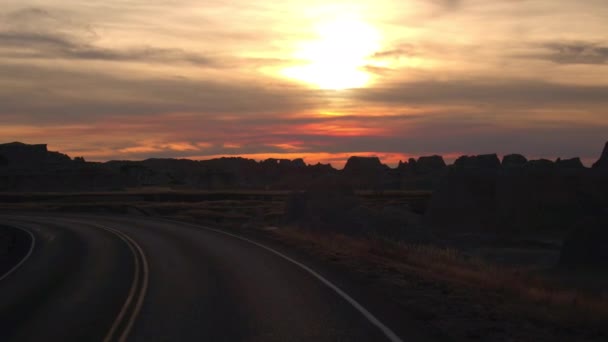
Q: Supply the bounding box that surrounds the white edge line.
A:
[10,215,148,342]
[2,214,402,342]
[165,219,404,342]
[0,224,36,282]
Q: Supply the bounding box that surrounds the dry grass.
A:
[274,228,608,332]
[3,191,606,332]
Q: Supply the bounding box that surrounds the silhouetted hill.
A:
[502,154,527,168]
[555,157,584,169]
[104,155,337,190]
[593,141,608,169]
[454,154,501,169]
[1,141,607,199]
[0,142,71,169]
[426,141,608,234]
[343,156,387,174]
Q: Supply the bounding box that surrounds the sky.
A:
[1,0,607,167]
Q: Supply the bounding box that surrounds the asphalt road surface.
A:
[0,214,435,342]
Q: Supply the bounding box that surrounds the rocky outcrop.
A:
[425,165,499,231]
[341,156,390,190]
[560,215,608,269]
[555,157,584,169]
[261,158,306,169]
[426,154,502,231]
[502,154,527,168]
[426,151,594,232]
[343,156,387,174]
[106,156,336,189]
[397,158,417,172]
[308,162,334,173]
[416,155,446,173]
[426,142,608,233]
[525,159,554,170]
[454,154,501,169]
[0,142,71,169]
[396,156,446,190]
[399,156,446,174]
[285,189,430,242]
[290,158,306,168]
[592,141,608,169]
[2,140,607,195]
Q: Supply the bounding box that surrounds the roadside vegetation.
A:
[273,229,608,334]
[1,190,607,340]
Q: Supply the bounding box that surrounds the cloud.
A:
[2,2,608,166]
[1,7,96,40]
[4,108,606,165]
[0,31,216,65]
[371,44,418,59]
[0,7,217,66]
[354,79,608,107]
[0,63,326,121]
[434,0,462,10]
[528,42,608,65]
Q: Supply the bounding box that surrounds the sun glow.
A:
[283,18,381,90]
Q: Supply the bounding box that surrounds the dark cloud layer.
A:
[0,63,327,121]
[535,42,608,65]
[435,0,462,10]
[0,8,217,66]
[12,110,604,164]
[0,31,216,65]
[3,59,608,123]
[355,79,608,107]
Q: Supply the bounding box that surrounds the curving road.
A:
[0,214,434,342]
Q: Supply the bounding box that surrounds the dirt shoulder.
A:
[1,192,606,341]
[259,228,607,342]
[156,209,608,342]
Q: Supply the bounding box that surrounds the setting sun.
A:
[283,18,381,90]
[2,1,608,341]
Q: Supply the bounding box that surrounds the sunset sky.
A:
[1,0,607,167]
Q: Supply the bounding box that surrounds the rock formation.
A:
[341,156,390,190]
[425,162,499,231]
[261,158,306,169]
[343,156,387,174]
[0,142,71,169]
[502,154,527,168]
[285,189,430,242]
[592,141,608,169]
[555,157,584,169]
[416,155,446,173]
[2,140,607,196]
[560,215,608,269]
[426,142,608,234]
[454,154,501,169]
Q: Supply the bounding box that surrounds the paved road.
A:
[0,214,432,341]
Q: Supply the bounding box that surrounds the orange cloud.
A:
[295,123,386,137]
[266,142,305,151]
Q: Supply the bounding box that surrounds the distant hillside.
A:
[0,141,606,192]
